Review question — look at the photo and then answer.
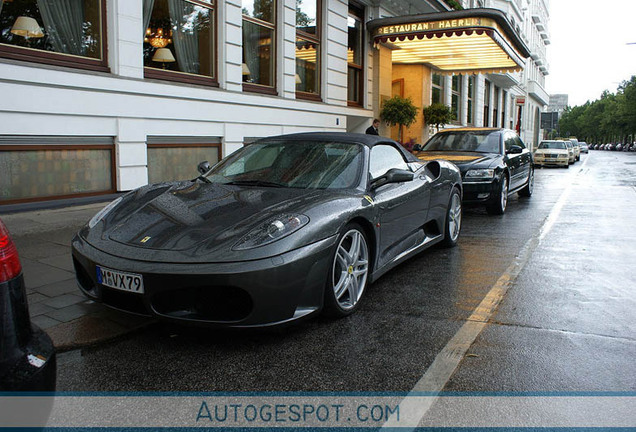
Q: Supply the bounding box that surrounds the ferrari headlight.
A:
[234,214,310,250]
[465,169,495,179]
[88,197,123,229]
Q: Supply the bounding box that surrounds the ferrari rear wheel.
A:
[324,224,369,317]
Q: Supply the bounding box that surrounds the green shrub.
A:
[423,103,453,133]
[380,96,419,142]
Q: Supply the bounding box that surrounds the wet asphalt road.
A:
[56,150,636,393]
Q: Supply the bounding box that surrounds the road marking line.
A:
[383,157,590,429]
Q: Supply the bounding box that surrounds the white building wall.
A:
[0,0,377,198]
[325,0,349,106]
[474,74,485,127]
[224,0,244,92]
[110,0,144,80]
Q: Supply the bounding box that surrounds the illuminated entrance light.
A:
[368,9,530,75]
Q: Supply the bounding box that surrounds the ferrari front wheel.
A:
[441,188,462,248]
[324,224,369,317]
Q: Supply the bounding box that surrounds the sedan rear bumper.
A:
[71,234,338,327]
[0,275,56,391]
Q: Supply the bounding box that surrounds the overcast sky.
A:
[546,0,636,107]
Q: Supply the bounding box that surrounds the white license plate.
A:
[96,266,144,294]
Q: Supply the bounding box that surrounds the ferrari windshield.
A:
[538,141,566,149]
[423,131,501,153]
[205,140,363,189]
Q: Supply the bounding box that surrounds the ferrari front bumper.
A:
[71,234,338,327]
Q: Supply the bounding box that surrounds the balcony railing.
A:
[528,79,549,105]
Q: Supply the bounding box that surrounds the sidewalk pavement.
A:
[1,203,153,351]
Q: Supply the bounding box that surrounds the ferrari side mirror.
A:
[371,168,415,190]
[197,160,212,175]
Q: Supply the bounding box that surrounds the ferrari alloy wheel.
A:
[441,188,462,247]
[487,175,508,215]
[324,225,369,317]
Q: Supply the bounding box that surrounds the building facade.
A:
[0,0,548,207]
[454,0,550,148]
[548,93,569,118]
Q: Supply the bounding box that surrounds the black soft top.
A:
[257,132,419,162]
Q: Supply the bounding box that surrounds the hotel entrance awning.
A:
[368,8,530,75]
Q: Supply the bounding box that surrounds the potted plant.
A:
[423,103,453,134]
[379,96,419,143]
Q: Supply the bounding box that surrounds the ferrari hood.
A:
[415,151,499,170]
[91,181,327,260]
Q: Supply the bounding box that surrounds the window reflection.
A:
[242,0,274,24]
[295,0,319,97]
[347,15,361,65]
[295,38,318,94]
[242,0,276,89]
[451,75,462,122]
[296,0,316,34]
[0,0,103,60]
[242,19,274,86]
[432,73,444,104]
[143,0,215,79]
[347,3,363,105]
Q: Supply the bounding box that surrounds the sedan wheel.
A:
[324,225,369,317]
[519,168,534,197]
[487,175,508,215]
[441,188,462,247]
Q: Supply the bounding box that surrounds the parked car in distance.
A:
[579,142,589,153]
[414,127,533,215]
[569,139,581,161]
[534,140,570,168]
[564,140,576,163]
[72,133,463,327]
[0,218,56,391]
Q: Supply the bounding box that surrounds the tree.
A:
[296,0,314,27]
[379,96,418,143]
[558,75,636,144]
[618,76,636,137]
[423,103,453,133]
[442,0,464,10]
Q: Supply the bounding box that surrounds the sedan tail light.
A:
[0,219,22,283]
